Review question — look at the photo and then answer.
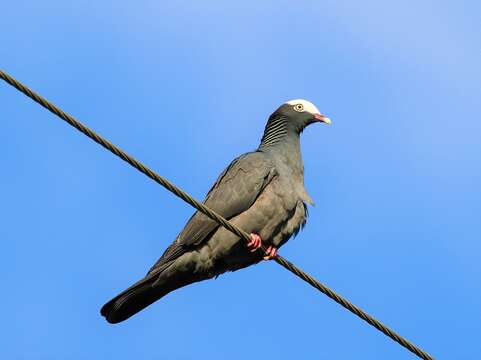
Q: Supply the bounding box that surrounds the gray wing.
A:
[147,151,277,275]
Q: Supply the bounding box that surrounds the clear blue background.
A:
[1,1,480,359]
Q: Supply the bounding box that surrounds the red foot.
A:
[247,233,262,252]
[247,234,278,260]
[263,245,278,260]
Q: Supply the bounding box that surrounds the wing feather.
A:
[147,151,276,275]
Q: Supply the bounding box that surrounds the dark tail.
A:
[100,275,165,324]
[100,265,211,324]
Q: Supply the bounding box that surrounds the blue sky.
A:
[1,1,480,359]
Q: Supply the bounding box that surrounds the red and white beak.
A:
[313,113,332,125]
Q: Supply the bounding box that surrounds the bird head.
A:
[279,99,331,132]
[259,99,330,149]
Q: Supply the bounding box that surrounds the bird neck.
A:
[258,115,288,149]
[258,114,303,148]
[258,116,304,176]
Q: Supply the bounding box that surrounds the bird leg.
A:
[247,234,278,260]
[247,233,262,252]
[263,245,278,260]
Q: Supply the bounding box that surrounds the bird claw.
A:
[263,245,278,260]
[247,234,278,260]
[247,233,262,252]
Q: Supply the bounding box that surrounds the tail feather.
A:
[101,265,212,324]
[100,275,169,324]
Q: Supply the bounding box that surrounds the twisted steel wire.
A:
[0,69,433,360]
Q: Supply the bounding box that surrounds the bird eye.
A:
[293,104,304,112]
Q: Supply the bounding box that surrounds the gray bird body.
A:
[101,100,328,324]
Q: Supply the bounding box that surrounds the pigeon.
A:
[101,99,331,323]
